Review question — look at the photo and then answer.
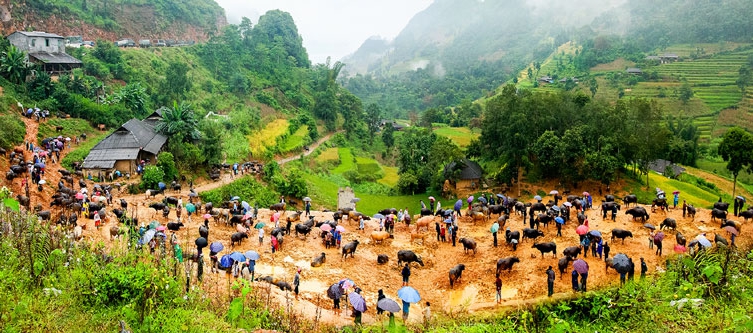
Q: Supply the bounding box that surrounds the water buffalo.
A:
[532,242,557,258]
[459,238,477,255]
[713,201,730,212]
[167,221,184,231]
[470,211,486,224]
[294,223,312,238]
[660,218,677,231]
[378,208,397,216]
[420,208,433,217]
[275,281,293,291]
[611,229,633,243]
[109,226,121,239]
[711,208,727,224]
[341,240,360,259]
[414,216,434,233]
[530,202,547,215]
[270,203,286,211]
[739,209,753,222]
[686,205,696,220]
[676,232,686,246]
[311,252,326,267]
[397,250,424,267]
[488,205,506,217]
[622,195,638,208]
[601,202,620,220]
[506,230,520,250]
[496,257,520,275]
[626,207,649,222]
[522,228,544,242]
[370,231,390,244]
[514,202,527,217]
[558,256,573,278]
[449,264,466,288]
[536,213,553,229]
[230,232,248,246]
[149,202,166,215]
[377,254,389,264]
[562,246,582,259]
[164,196,179,206]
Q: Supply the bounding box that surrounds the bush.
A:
[157,152,178,182]
[141,165,164,190]
[200,176,279,207]
[0,115,25,149]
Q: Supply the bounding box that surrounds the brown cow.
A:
[370,231,390,244]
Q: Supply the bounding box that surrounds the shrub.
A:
[200,176,278,207]
[141,165,164,190]
[0,115,25,149]
[156,152,178,182]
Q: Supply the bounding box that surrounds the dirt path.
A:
[277,131,340,165]
[684,166,753,199]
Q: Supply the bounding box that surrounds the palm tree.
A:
[1,46,29,85]
[155,101,200,143]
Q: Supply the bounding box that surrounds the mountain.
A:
[0,0,226,42]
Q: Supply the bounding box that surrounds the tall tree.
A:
[365,103,382,143]
[0,46,28,85]
[718,127,753,197]
[155,101,200,143]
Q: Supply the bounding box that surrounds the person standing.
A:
[354,288,364,325]
[556,219,563,237]
[673,192,679,208]
[495,274,503,303]
[682,200,687,217]
[655,238,663,256]
[402,299,410,321]
[590,239,597,257]
[402,264,411,286]
[423,301,432,326]
[640,257,648,279]
[435,222,441,242]
[376,289,386,315]
[440,224,446,242]
[258,227,264,246]
[248,259,256,282]
[429,198,435,212]
[359,216,364,232]
[546,266,555,297]
[271,235,278,254]
[603,242,610,261]
[397,209,404,224]
[293,268,301,300]
[305,200,311,217]
[451,224,458,247]
[491,221,499,247]
[627,258,635,281]
[571,270,579,292]
[580,270,588,292]
[648,231,655,249]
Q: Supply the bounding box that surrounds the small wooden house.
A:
[443,159,483,191]
[7,31,82,72]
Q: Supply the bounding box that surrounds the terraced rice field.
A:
[316,147,339,163]
[433,126,480,147]
[278,125,309,153]
[331,148,355,174]
[248,119,289,156]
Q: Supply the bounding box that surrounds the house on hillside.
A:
[538,76,554,84]
[443,159,483,193]
[82,111,167,174]
[660,53,679,63]
[649,159,685,177]
[7,31,82,73]
[626,67,643,75]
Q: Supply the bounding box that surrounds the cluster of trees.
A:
[419,99,482,128]
[473,85,699,187]
[394,127,463,194]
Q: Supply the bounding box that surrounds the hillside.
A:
[0,0,227,42]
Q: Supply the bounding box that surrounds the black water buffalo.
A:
[449,264,466,288]
[522,228,544,242]
[711,208,727,223]
[626,207,649,222]
[676,232,686,246]
[341,240,359,259]
[397,250,424,267]
[270,203,286,211]
[230,232,248,246]
[713,201,730,212]
[739,209,753,222]
[164,196,179,206]
[558,256,573,278]
[611,229,633,243]
[377,254,389,264]
[622,195,638,208]
[530,202,547,215]
[496,257,520,275]
[602,202,620,220]
[378,208,397,216]
[660,218,677,231]
[167,221,184,231]
[506,230,520,250]
[459,238,477,254]
[532,242,557,258]
[563,246,582,258]
[311,253,326,267]
[686,205,697,220]
[294,223,312,238]
[488,205,506,217]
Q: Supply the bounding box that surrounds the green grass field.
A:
[37,118,101,142]
[433,126,480,147]
[316,147,339,163]
[331,148,355,174]
[278,125,309,153]
[248,119,289,156]
[695,158,753,186]
[61,130,111,169]
[378,166,399,187]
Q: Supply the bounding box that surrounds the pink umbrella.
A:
[203,213,212,219]
[576,225,589,235]
[156,226,166,231]
[723,226,739,236]
[429,196,435,202]
[272,212,281,222]
[674,244,687,253]
[39,151,48,156]
[242,213,253,220]
[75,192,84,200]
[467,196,474,203]
[582,192,590,197]
[336,225,346,233]
[320,224,333,232]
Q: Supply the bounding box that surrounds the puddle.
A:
[500,286,518,299]
[297,279,327,293]
[254,264,287,277]
[446,284,478,311]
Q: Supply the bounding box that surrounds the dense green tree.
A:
[0,115,25,149]
[678,82,694,104]
[0,46,29,85]
[381,123,395,149]
[248,9,310,69]
[111,82,147,116]
[161,62,191,103]
[737,66,752,95]
[156,152,178,183]
[199,120,223,166]
[365,103,382,142]
[155,101,200,143]
[718,127,753,197]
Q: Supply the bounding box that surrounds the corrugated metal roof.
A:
[81,160,116,169]
[10,31,64,38]
[85,148,139,162]
[143,134,167,154]
[85,116,167,162]
[29,52,82,64]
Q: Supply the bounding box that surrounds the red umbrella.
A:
[576,225,589,235]
[674,244,687,253]
[723,226,739,236]
[672,191,680,195]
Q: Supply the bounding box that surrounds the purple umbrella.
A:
[327,283,344,300]
[454,200,463,211]
[349,292,367,312]
[723,226,739,236]
[654,232,665,242]
[573,259,589,274]
[467,196,474,204]
[209,241,224,253]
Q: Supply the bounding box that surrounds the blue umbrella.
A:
[229,251,246,262]
[327,283,343,300]
[241,201,250,210]
[551,206,561,212]
[496,194,505,199]
[244,250,260,261]
[373,213,385,220]
[140,229,156,245]
[220,254,234,268]
[35,162,45,168]
[210,241,224,253]
[158,182,166,190]
[695,235,712,248]
[589,230,602,238]
[231,196,241,201]
[478,196,488,204]
[555,217,565,224]
[349,292,367,312]
[397,286,421,303]
[443,209,454,217]
[454,200,463,211]
[534,195,542,201]
[185,203,196,213]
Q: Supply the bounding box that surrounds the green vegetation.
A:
[0,114,25,149]
[331,148,355,174]
[433,126,480,148]
[37,118,99,142]
[60,130,111,170]
[200,176,279,207]
[249,119,289,157]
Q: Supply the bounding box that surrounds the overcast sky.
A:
[214,0,434,64]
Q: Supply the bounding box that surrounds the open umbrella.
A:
[188,192,198,197]
[320,224,333,232]
[644,223,656,230]
[210,241,224,253]
[38,179,46,185]
[241,201,250,210]
[496,194,505,199]
[303,197,312,202]
[563,202,572,207]
[65,137,71,141]
[141,229,156,244]
[478,196,487,204]
[654,232,665,242]
[203,213,212,219]
[373,213,385,220]
[454,200,463,211]
[551,206,561,212]
[158,182,166,191]
[723,226,739,236]
[576,225,589,235]
[490,222,500,233]
[555,217,565,225]
[377,298,402,313]
[736,195,746,202]
[339,278,355,290]
[612,254,630,274]
[589,230,602,238]
[243,213,253,220]
[582,192,590,197]
[428,196,435,201]
[230,196,241,201]
[550,190,559,195]
[443,209,454,217]
[397,286,421,303]
[349,292,367,312]
[327,283,344,300]
[220,255,234,268]
[35,162,45,168]
[467,196,474,203]
[254,222,266,229]
[156,225,166,232]
[272,212,281,222]
[244,251,260,261]
[149,221,159,229]
[185,203,196,213]
[229,251,246,262]
[674,244,687,253]
[573,259,589,274]
[672,191,680,195]
[195,237,208,249]
[336,225,346,233]
[695,235,712,248]
[534,195,542,201]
